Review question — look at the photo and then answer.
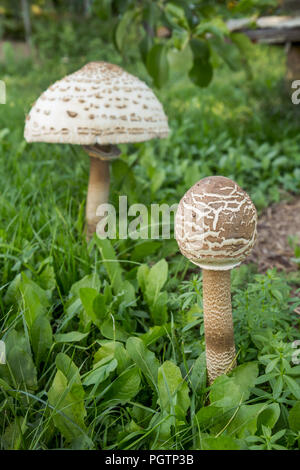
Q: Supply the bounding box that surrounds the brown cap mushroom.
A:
[175,176,257,383]
[24,61,169,238]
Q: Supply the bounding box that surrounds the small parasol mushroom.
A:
[24,61,169,239]
[175,176,257,384]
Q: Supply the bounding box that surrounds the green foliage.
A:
[109,0,279,89]
[137,259,169,324]
[0,17,300,450]
[48,353,88,444]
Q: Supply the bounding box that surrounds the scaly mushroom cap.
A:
[24,61,169,145]
[175,176,257,270]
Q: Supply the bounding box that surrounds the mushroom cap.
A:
[175,176,257,270]
[24,61,169,145]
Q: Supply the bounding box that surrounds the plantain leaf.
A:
[146,44,169,88]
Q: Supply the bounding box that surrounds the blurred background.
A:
[0,2,300,451]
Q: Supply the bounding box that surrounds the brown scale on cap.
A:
[175,176,257,384]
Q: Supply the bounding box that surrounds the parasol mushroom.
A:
[175,176,257,384]
[24,62,169,239]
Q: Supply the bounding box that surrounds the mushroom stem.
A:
[86,156,110,240]
[202,269,236,384]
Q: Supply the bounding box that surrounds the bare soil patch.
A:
[248,196,300,273]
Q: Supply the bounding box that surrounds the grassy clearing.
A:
[0,43,299,450]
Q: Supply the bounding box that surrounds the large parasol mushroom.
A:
[24,62,169,239]
[175,176,257,384]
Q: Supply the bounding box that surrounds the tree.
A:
[93,0,278,88]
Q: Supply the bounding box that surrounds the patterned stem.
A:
[202,269,236,384]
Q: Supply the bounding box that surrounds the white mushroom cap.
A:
[175,176,257,270]
[24,62,170,145]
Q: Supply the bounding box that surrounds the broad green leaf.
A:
[63,274,101,328]
[7,345,37,390]
[0,329,37,390]
[230,32,253,77]
[4,273,21,305]
[2,417,28,450]
[38,264,56,294]
[188,38,213,87]
[227,403,267,438]
[83,359,117,387]
[101,366,141,406]
[79,287,99,326]
[210,36,241,71]
[115,9,136,53]
[149,412,176,449]
[288,402,300,432]
[140,324,171,346]
[55,353,81,385]
[137,264,150,294]
[165,3,189,30]
[195,405,228,433]
[69,273,101,298]
[149,291,168,325]
[171,28,190,50]
[257,403,280,430]
[93,293,108,323]
[94,342,118,364]
[126,337,159,388]
[96,237,123,292]
[31,315,53,365]
[120,280,136,306]
[210,362,259,408]
[146,44,169,88]
[190,352,207,393]
[145,259,168,305]
[100,317,129,342]
[209,375,242,408]
[54,331,89,343]
[230,362,259,397]
[19,273,49,329]
[48,369,87,442]
[158,360,190,420]
[189,56,213,88]
[94,341,131,373]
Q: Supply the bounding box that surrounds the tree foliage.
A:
[0,0,279,87]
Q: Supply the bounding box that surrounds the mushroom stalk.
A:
[175,176,257,386]
[86,156,110,239]
[202,269,236,384]
[24,61,170,241]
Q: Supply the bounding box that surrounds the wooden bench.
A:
[227,15,300,80]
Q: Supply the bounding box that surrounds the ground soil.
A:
[248,196,300,273]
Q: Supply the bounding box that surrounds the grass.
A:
[0,41,299,450]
